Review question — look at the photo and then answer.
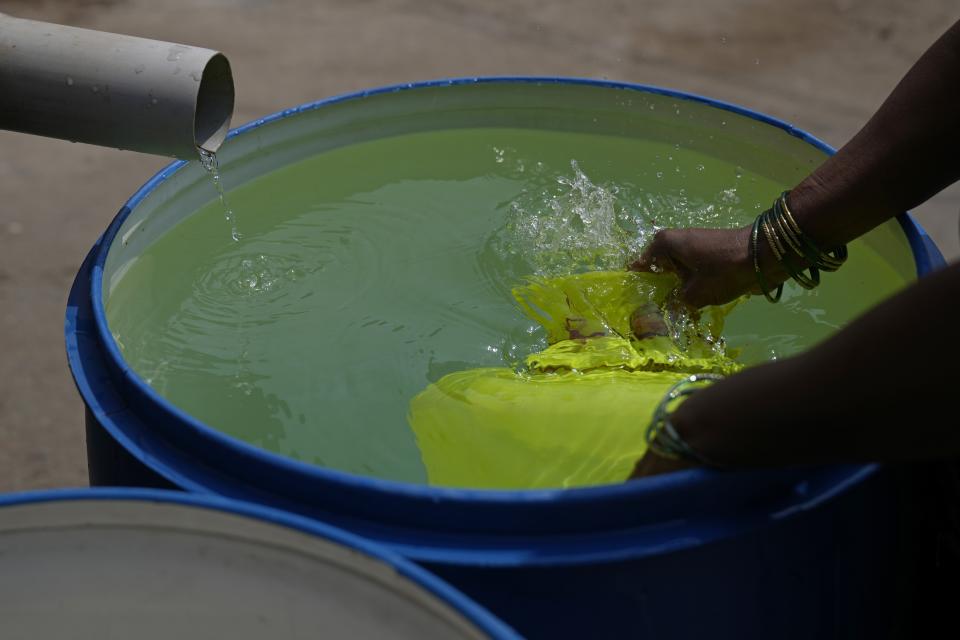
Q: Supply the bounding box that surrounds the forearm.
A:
[789,19,960,248]
[673,260,960,467]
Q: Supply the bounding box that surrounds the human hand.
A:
[628,450,698,479]
[628,226,771,308]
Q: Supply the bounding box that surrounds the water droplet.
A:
[166,45,188,62]
[696,164,705,172]
[718,187,740,205]
[655,171,664,179]
[151,97,158,105]
[65,76,74,86]
[90,85,99,93]
[134,64,145,74]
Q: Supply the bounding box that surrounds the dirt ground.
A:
[1,0,958,491]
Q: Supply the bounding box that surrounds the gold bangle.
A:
[751,212,783,303]
[778,192,847,271]
[770,206,805,259]
[761,207,819,290]
[760,214,785,261]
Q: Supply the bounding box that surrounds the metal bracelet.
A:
[777,192,848,271]
[761,208,819,290]
[644,373,725,467]
[750,213,783,303]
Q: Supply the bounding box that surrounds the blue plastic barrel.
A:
[66,78,946,640]
[0,488,518,639]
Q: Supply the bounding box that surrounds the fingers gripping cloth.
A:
[408,271,743,489]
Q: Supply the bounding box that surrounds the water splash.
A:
[492,157,748,359]
[198,148,241,242]
[495,160,647,276]
[494,158,748,279]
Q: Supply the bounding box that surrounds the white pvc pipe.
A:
[0,13,234,159]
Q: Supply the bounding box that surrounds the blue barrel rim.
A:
[0,487,521,639]
[70,77,944,526]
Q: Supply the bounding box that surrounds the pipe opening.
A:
[194,53,234,153]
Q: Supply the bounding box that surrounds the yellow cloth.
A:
[408,271,742,490]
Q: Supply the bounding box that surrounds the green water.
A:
[106,127,910,484]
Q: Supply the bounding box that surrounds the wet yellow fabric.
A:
[408,271,742,490]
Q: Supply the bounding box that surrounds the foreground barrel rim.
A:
[72,76,943,509]
[0,487,520,639]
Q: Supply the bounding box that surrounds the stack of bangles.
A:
[645,373,725,467]
[750,191,848,303]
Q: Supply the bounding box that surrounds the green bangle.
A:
[751,213,783,303]
[645,373,725,467]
